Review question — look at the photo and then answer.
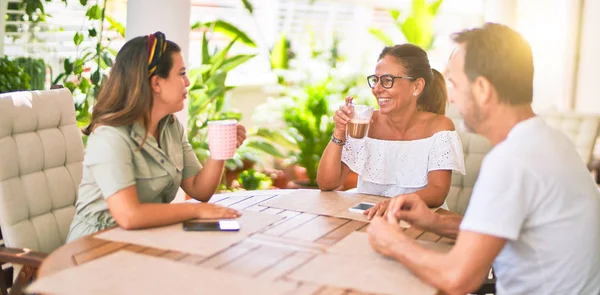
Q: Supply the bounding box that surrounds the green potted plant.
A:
[13,57,46,90]
[187,20,256,165]
[253,74,362,188]
[237,168,273,190]
[0,56,31,93]
[52,0,125,130]
[251,30,370,188]
[187,20,284,190]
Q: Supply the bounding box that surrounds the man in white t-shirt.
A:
[367,23,600,295]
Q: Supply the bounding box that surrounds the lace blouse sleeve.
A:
[428,131,466,174]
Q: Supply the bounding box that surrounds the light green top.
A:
[66,115,202,242]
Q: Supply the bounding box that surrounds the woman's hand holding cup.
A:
[235,124,247,148]
[333,96,354,139]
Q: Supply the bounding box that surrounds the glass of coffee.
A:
[347,104,374,139]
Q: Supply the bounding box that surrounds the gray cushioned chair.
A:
[540,112,600,167]
[446,131,493,215]
[0,87,83,295]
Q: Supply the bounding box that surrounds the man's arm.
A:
[430,211,463,239]
[368,218,505,295]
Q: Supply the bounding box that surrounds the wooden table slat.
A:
[357,223,370,232]
[72,242,128,265]
[161,251,188,260]
[262,212,319,236]
[122,244,146,253]
[207,194,230,203]
[243,203,271,212]
[247,234,328,254]
[259,207,286,214]
[257,251,316,280]
[418,231,442,242]
[282,216,350,242]
[404,226,426,239]
[316,220,367,246]
[212,195,254,207]
[198,241,260,269]
[285,282,324,295]
[218,245,295,276]
[228,193,279,210]
[141,248,169,257]
[317,286,348,295]
[176,254,208,264]
[438,237,456,245]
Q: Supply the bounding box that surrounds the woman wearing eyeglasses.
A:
[317,44,466,219]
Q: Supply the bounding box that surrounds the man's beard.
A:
[461,92,481,134]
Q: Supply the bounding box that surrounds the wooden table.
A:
[38,190,455,294]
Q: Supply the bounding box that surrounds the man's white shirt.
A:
[460,116,600,295]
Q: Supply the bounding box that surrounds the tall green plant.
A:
[253,75,359,187]
[13,57,46,90]
[284,81,335,186]
[237,169,272,190]
[0,56,31,93]
[369,0,443,50]
[53,0,124,127]
[187,21,283,173]
[187,23,255,162]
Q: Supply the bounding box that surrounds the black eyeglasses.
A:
[367,74,416,89]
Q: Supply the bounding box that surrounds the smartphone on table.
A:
[348,202,376,214]
[182,220,241,232]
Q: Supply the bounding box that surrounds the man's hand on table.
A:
[385,193,439,231]
[367,216,410,257]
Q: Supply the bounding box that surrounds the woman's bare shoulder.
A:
[421,112,455,134]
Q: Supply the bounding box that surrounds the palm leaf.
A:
[368,28,394,46]
[245,140,284,158]
[222,54,256,72]
[270,33,290,69]
[200,20,256,48]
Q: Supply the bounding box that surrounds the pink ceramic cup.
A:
[207,119,238,160]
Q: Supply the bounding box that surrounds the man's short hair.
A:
[452,23,534,105]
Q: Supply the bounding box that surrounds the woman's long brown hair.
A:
[83,35,181,138]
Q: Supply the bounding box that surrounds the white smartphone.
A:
[348,202,376,214]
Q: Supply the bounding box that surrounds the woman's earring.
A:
[413,92,418,96]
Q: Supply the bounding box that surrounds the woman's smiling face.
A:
[371,55,418,115]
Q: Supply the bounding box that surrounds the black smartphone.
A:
[182,220,241,232]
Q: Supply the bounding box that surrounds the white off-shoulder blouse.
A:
[341,130,466,206]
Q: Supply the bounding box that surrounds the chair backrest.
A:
[446,131,493,215]
[540,112,600,166]
[0,89,83,253]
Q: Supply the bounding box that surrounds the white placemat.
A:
[95,210,283,257]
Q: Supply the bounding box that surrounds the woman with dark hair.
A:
[317,44,465,219]
[67,32,244,241]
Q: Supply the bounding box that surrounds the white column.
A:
[574,0,600,113]
[126,0,191,125]
[126,0,191,63]
[513,0,580,112]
